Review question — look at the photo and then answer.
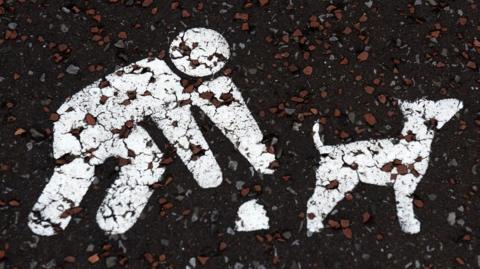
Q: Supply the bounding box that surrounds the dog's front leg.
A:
[393,174,421,234]
[307,166,359,233]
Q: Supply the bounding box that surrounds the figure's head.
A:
[169,28,230,77]
[399,98,463,129]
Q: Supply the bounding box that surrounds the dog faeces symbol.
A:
[28,27,464,237]
[307,98,463,234]
[28,28,275,236]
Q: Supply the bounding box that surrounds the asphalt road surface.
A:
[1,1,479,268]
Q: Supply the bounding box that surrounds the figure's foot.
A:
[400,218,421,234]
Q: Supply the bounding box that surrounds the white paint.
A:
[235,199,270,232]
[169,28,230,77]
[29,28,274,236]
[307,98,463,234]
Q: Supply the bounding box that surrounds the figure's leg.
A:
[28,158,95,236]
[151,107,223,188]
[307,167,359,232]
[192,76,275,174]
[29,124,163,236]
[393,174,421,234]
[96,125,164,234]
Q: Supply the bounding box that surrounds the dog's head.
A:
[399,98,463,130]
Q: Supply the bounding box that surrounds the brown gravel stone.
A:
[142,0,153,7]
[326,180,339,189]
[49,113,60,121]
[303,66,313,75]
[117,31,127,39]
[64,256,76,263]
[197,256,209,266]
[466,61,477,70]
[357,51,369,62]
[364,85,375,94]
[363,113,377,126]
[397,164,408,175]
[85,113,96,125]
[259,0,269,6]
[342,228,352,239]
[327,219,340,229]
[362,212,371,223]
[218,241,228,251]
[88,254,100,264]
[413,199,424,208]
[340,219,350,228]
[60,207,82,218]
[8,200,20,207]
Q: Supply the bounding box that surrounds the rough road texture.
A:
[1,1,479,268]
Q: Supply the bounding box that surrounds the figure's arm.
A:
[191,76,275,174]
[151,106,223,188]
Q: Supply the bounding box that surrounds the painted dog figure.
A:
[307,98,463,234]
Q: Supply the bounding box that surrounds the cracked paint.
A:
[307,98,463,234]
[169,27,230,77]
[28,28,275,236]
[235,199,270,232]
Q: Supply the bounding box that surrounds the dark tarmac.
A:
[0,1,479,268]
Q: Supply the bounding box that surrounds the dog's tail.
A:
[312,121,325,152]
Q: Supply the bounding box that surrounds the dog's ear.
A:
[427,99,463,129]
[397,98,420,115]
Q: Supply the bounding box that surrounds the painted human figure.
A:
[29,28,275,236]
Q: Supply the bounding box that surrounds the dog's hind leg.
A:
[393,174,421,234]
[307,167,359,233]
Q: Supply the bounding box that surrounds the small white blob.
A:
[169,27,230,77]
[235,199,270,232]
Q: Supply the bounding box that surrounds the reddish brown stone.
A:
[363,113,377,126]
[327,219,340,229]
[413,199,424,208]
[197,256,209,266]
[466,61,477,70]
[326,180,339,189]
[49,113,60,121]
[88,254,100,264]
[85,113,96,125]
[397,164,408,175]
[8,200,20,207]
[381,162,393,172]
[357,51,369,62]
[340,219,350,228]
[342,228,352,239]
[64,256,76,263]
[303,66,313,75]
[218,242,227,251]
[362,212,371,223]
[117,31,127,39]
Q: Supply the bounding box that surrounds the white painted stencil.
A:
[235,199,270,232]
[29,28,275,236]
[307,98,463,234]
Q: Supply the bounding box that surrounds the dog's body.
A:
[307,99,463,234]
